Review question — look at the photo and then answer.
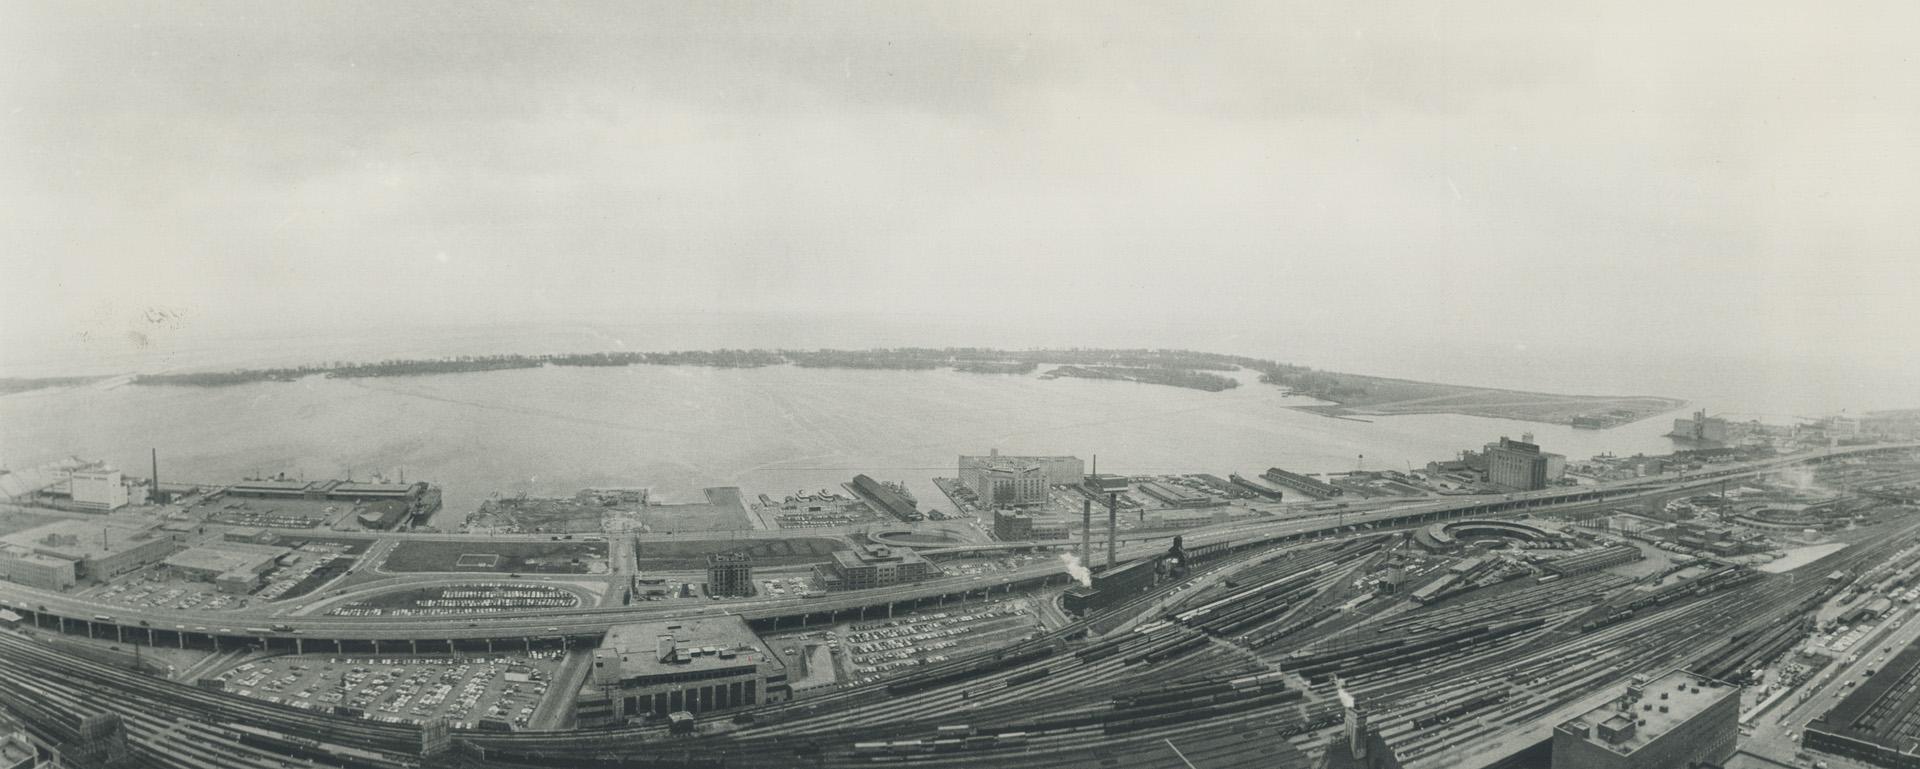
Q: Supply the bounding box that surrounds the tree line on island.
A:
[120,346,1377,398]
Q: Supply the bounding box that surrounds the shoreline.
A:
[6,346,1688,428]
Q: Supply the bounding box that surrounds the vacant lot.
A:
[632,537,846,569]
[385,540,608,574]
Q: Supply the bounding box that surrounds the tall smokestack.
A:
[1107,492,1118,568]
[1082,499,1093,565]
[150,448,160,505]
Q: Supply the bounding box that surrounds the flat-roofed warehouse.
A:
[0,519,180,584]
[576,615,789,727]
[162,542,292,593]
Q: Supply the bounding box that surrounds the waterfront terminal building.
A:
[577,617,789,727]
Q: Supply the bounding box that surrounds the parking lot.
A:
[88,574,252,612]
[838,599,1040,685]
[217,651,565,730]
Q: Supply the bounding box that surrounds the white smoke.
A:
[1060,552,1093,587]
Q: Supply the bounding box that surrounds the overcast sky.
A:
[2,1,1916,374]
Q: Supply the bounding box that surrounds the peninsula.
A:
[94,347,1684,427]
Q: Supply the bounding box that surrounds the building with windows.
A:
[69,468,129,511]
[958,451,1083,487]
[1488,437,1550,491]
[818,545,936,591]
[0,545,78,591]
[992,509,1034,541]
[1551,670,1737,769]
[576,616,788,727]
[968,461,1049,507]
[705,552,754,597]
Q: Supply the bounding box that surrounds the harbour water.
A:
[3,315,1911,519]
[0,363,1683,518]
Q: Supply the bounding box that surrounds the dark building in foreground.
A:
[1807,640,1920,768]
[577,616,788,727]
[706,552,753,597]
[1551,670,1737,769]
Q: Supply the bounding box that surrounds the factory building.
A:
[1488,437,1550,491]
[1551,670,1737,769]
[576,616,788,727]
[162,542,291,594]
[958,451,1083,487]
[68,468,129,511]
[817,545,935,591]
[0,520,180,584]
[1061,558,1161,616]
[705,552,754,597]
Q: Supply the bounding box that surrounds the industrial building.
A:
[1488,437,1551,491]
[161,542,292,594]
[0,545,78,591]
[1230,473,1287,500]
[705,552,754,597]
[1806,639,1920,767]
[1137,481,1213,508]
[993,509,1034,541]
[1061,558,1160,616]
[818,545,935,591]
[224,478,440,524]
[958,451,1084,487]
[0,520,180,584]
[1551,670,1737,769]
[576,616,789,727]
[969,461,1049,507]
[1669,410,1736,444]
[68,468,129,511]
[1262,467,1342,499]
[1543,546,1645,577]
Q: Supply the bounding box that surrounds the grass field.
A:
[385,540,609,574]
[632,537,847,569]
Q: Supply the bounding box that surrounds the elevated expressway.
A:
[1,443,1909,655]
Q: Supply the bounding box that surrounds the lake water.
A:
[0,363,1684,518]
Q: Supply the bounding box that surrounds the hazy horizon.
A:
[4,1,1917,413]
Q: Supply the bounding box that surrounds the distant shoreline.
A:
[0,347,1686,427]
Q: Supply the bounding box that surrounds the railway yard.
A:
[3,443,1920,768]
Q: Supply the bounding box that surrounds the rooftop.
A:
[592,615,778,682]
[0,519,164,562]
[1563,670,1734,754]
[833,544,929,568]
[162,543,287,574]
